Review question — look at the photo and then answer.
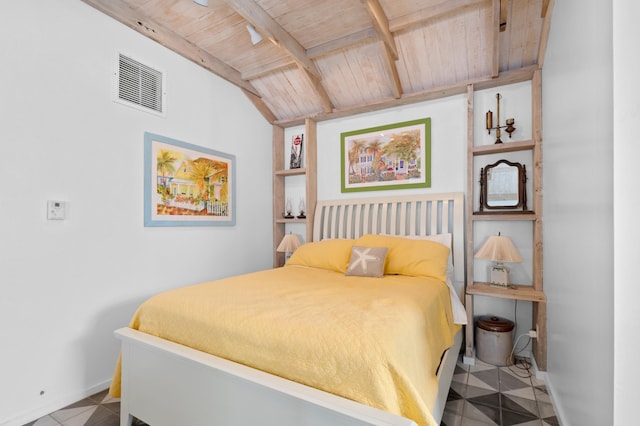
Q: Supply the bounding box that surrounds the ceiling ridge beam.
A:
[389,0,489,32]
[81,0,261,97]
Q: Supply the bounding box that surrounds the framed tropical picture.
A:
[144,132,236,226]
[340,118,431,192]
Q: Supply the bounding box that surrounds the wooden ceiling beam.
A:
[241,57,296,80]
[242,88,277,123]
[80,0,261,97]
[500,0,508,32]
[379,41,402,99]
[541,0,551,18]
[389,0,488,33]
[491,0,501,77]
[307,28,378,59]
[537,0,555,69]
[276,66,538,127]
[361,0,402,98]
[298,65,334,114]
[223,0,334,115]
[223,0,320,79]
[362,0,398,59]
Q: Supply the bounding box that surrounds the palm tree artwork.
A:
[347,129,421,185]
[155,149,229,216]
[157,149,177,189]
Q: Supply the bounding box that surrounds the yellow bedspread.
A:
[110,265,460,426]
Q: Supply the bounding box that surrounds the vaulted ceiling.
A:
[82,0,554,125]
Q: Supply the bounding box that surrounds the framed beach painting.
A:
[340,118,431,193]
[144,132,236,226]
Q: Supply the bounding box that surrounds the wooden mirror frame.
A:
[479,159,527,211]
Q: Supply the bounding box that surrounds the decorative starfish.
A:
[347,247,379,274]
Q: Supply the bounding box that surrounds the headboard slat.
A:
[313,193,465,283]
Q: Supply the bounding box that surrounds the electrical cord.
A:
[504,299,533,377]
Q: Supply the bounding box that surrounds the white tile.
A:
[32,416,62,426]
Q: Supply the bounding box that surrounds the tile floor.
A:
[442,358,559,426]
[26,357,558,426]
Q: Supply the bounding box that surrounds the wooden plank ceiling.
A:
[82,0,554,125]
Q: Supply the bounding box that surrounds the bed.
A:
[112,192,466,426]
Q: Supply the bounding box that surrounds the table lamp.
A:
[276,233,301,263]
[475,233,522,287]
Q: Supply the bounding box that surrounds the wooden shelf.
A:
[273,119,317,268]
[472,211,537,221]
[275,218,307,224]
[465,72,546,370]
[467,282,546,302]
[275,168,306,177]
[472,139,534,156]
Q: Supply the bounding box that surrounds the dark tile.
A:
[465,400,501,424]
[543,415,560,426]
[85,405,119,426]
[501,408,539,426]
[447,386,464,401]
[502,394,539,416]
[471,369,500,390]
[469,392,501,409]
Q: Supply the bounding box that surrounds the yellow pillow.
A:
[354,234,449,280]
[286,239,354,273]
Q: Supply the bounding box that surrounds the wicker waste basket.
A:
[476,315,514,366]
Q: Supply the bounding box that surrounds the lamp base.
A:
[489,264,509,287]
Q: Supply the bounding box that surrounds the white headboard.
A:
[313,192,465,283]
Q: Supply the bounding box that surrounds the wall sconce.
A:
[246,24,263,45]
[475,233,522,287]
[485,93,516,144]
[277,233,301,263]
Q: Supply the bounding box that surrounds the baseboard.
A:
[2,380,111,426]
[541,372,568,426]
[529,353,547,381]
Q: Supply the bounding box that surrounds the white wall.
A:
[0,2,272,425]
[613,1,640,425]
[543,1,614,425]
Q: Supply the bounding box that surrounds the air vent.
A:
[116,53,165,115]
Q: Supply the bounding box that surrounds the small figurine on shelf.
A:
[297,198,306,219]
[283,198,294,219]
[289,134,304,169]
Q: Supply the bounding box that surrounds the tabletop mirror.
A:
[479,159,527,211]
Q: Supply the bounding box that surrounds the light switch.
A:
[47,200,66,220]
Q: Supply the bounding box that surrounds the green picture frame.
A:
[340,118,431,193]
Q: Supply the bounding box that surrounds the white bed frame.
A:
[116,192,465,426]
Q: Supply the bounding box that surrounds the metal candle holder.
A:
[485,93,516,144]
